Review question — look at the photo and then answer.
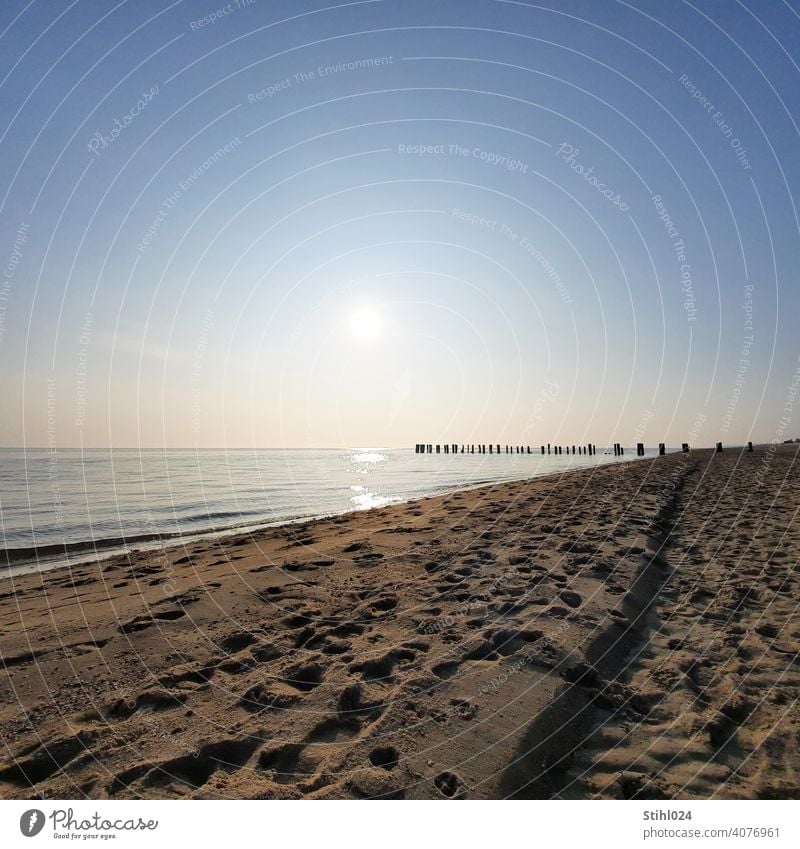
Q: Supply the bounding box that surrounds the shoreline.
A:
[0,451,648,577]
[1,445,797,799]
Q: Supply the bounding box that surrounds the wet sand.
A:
[0,445,798,799]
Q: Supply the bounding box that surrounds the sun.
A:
[349,306,382,340]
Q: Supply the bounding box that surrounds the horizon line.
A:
[1,441,793,451]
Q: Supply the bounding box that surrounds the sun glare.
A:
[349,306,382,340]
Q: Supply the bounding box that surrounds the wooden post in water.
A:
[541,445,545,454]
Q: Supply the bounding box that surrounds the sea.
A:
[0,446,659,576]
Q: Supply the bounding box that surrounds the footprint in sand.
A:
[141,737,262,793]
[434,770,466,798]
[279,661,325,692]
[117,609,186,634]
[218,631,257,653]
[239,682,302,712]
[559,590,583,609]
[369,746,399,770]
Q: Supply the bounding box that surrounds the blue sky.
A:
[1,0,798,448]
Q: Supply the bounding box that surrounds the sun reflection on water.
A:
[351,452,388,465]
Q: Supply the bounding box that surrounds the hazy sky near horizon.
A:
[1,0,799,449]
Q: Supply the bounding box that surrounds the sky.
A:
[0,0,799,449]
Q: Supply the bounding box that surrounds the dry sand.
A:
[0,446,798,799]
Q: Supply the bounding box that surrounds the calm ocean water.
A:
[0,447,652,574]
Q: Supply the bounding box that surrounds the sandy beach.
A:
[0,446,798,800]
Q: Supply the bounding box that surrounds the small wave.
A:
[0,532,177,566]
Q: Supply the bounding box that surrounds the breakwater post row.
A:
[413,443,598,455]
[413,441,748,455]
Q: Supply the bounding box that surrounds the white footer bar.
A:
[2,799,796,848]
